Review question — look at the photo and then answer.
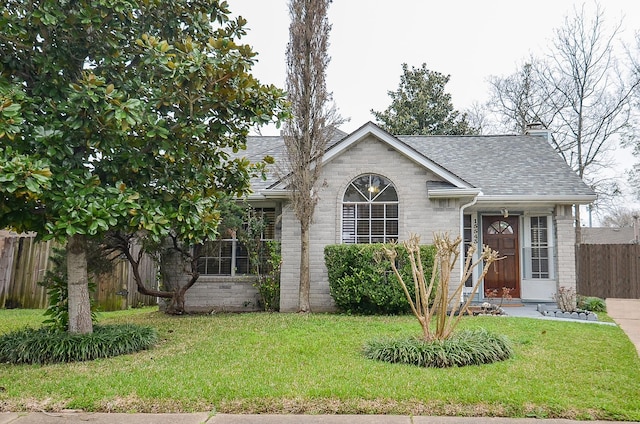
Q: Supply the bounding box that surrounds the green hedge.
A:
[324,243,436,315]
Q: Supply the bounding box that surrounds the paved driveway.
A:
[606,298,640,357]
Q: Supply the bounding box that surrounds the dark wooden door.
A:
[482,215,520,298]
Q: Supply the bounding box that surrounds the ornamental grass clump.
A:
[369,233,513,367]
[363,328,513,368]
[0,324,157,365]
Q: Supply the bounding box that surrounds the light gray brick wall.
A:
[554,204,577,292]
[280,135,462,312]
[183,276,261,313]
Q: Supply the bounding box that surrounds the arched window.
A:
[342,174,398,243]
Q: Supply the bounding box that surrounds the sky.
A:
[228,0,640,218]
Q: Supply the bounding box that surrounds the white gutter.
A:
[428,188,483,198]
[459,192,481,303]
[245,189,291,200]
[477,194,596,205]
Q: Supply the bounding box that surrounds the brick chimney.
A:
[525,122,552,143]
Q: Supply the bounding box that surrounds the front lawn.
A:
[1,308,639,420]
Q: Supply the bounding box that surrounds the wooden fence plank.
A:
[577,244,640,299]
[1,234,158,311]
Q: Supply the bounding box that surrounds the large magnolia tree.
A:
[0,0,287,332]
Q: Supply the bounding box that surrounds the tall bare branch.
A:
[283,0,343,312]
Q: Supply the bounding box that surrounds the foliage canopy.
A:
[372,63,477,135]
[0,0,287,330]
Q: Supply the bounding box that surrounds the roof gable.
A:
[240,122,596,203]
[321,122,471,189]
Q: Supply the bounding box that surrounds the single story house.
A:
[185,122,596,312]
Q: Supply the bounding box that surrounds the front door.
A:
[482,215,520,298]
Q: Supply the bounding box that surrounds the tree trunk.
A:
[67,234,93,334]
[298,221,311,312]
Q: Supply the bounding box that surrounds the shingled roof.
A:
[397,134,594,197]
[240,122,595,200]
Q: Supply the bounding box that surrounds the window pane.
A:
[386,220,398,237]
[375,185,398,201]
[197,258,207,274]
[357,205,370,218]
[220,241,233,258]
[343,204,355,219]
[357,220,369,235]
[344,185,366,202]
[386,204,398,218]
[352,176,372,200]
[261,208,276,240]
[342,174,399,244]
[371,220,385,235]
[236,257,249,274]
[489,221,513,235]
[219,258,231,275]
[371,204,385,218]
[528,217,551,279]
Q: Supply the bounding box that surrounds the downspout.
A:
[459,192,481,303]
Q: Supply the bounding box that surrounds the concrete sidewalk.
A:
[606,298,640,357]
[1,412,636,424]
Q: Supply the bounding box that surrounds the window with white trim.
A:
[342,174,398,243]
[523,215,555,279]
[197,208,275,276]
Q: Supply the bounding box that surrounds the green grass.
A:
[1,308,639,420]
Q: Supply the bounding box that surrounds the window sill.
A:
[197,275,258,283]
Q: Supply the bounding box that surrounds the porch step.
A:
[487,298,524,307]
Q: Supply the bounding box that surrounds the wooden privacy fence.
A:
[577,244,640,299]
[0,233,158,311]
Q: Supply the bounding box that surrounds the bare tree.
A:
[284,0,342,312]
[487,59,559,134]
[488,4,639,236]
[625,34,640,197]
[540,4,640,234]
[600,206,640,228]
[464,101,493,135]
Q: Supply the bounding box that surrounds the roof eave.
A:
[248,189,291,200]
[476,194,596,205]
[427,188,483,198]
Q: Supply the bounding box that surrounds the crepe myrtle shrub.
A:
[364,233,513,368]
[324,243,436,315]
[0,324,157,365]
[363,328,513,368]
[554,286,578,312]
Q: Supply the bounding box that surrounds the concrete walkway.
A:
[606,298,640,357]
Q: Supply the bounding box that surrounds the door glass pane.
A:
[488,220,513,235]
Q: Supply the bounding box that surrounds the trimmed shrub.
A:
[0,324,157,364]
[578,296,607,312]
[325,243,436,315]
[363,329,513,368]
